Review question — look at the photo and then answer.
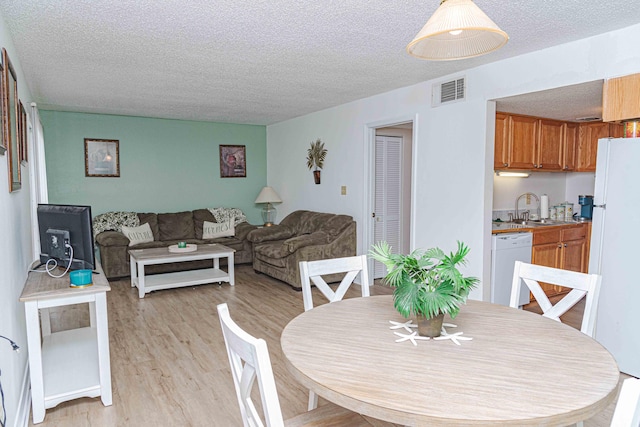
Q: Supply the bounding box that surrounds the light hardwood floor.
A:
[31,265,626,426]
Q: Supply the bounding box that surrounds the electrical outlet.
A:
[341,186,347,195]
[526,194,531,204]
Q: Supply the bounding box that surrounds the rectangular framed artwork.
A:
[2,47,20,191]
[219,145,246,178]
[85,138,120,177]
[19,100,27,164]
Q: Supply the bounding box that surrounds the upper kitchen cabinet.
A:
[507,114,538,169]
[602,73,640,122]
[538,119,566,171]
[575,122,624,172]
[495,113,574,171]
[564,123,578,171]
[494,112,509,169]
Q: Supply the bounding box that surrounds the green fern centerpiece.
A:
[370,241,479,336]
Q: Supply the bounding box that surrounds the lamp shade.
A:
[254,186,282,204]
[407,0,508,61]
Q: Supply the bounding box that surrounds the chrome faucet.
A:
[515,192,540,220]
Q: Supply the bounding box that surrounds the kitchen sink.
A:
[506,220,542,225]
[505,219,565,226]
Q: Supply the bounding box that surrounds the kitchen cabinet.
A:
[602,73,640,122]
[537,119,565,171]
[507,115,538,169]
[575,122,624,172]
[531,224,589,298]
[564,123,578,170]
[495,113,575,171]
[494,112,509,169]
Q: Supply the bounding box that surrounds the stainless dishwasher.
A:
[491,232,532,307]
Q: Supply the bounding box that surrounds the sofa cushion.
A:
[158,211,195,241]
[320,214,353,236]
[284,231,330,253]
[121,223,155,246]
[247,225,296,243]
[193,209,217,239]
[96,230,130,246]
[138,213,159,240]
[255,241,290,260]
[279,210,311,233]
[303,212,334,234]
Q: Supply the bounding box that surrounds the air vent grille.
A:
[432,77,466,107]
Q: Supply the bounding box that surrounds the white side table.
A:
[20,262,112,424]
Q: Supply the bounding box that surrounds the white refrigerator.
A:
[589,136,640,378]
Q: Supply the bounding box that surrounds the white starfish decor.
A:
[434,332,473,346]
[393,331,430,346]
[389,321,473,346]
[388,320,418,333]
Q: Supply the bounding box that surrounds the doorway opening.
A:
[365,118,415,279]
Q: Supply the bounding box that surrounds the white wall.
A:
[0,8,34,426]
[266,23,640,301]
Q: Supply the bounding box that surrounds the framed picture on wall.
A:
[220,145,246,178]
[0,60,4,156]
[3,48,21,192]
[18,100,27,164]
[85,138,120,177]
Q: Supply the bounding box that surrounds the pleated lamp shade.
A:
[407,0,508,61]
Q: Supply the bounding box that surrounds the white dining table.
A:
[280,295,620,426]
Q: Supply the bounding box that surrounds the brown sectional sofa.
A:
[247,210,356,290]
[95,209,257,279]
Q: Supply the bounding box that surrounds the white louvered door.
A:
[373,135,402,278]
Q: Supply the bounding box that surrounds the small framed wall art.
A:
[220,145,246,178]
[85,138,120,177]
[18,100,27,164]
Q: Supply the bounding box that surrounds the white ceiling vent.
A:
[432,77,466,107]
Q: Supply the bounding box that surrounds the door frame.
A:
[363,114,419,279]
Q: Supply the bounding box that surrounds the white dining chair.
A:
[216,303,396,427]
[510,261,602,337]
[299,255,370,410]
[611,377,640,427]
[299,254,370,312]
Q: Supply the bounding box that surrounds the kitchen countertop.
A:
[492,220,591,234]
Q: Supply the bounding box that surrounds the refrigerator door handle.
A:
[594,204,606,209]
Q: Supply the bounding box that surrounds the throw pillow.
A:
[203,220,235,239]
[121,223,154,246]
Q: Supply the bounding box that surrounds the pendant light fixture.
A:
[407,0,508,61]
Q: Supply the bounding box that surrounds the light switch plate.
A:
[341,186,347,195]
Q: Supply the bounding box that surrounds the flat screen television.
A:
[37,204,96,271]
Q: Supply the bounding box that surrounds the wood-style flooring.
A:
[31,265,626,426]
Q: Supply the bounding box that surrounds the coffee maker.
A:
[578,195,594,219]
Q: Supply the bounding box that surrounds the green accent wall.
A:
[40,111,266,223]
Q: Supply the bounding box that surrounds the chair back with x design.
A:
[510,261,602,337]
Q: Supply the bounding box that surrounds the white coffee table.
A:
[128,243,235,298]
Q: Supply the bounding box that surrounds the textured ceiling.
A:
[496,80,605,123]
[1,1,639,125]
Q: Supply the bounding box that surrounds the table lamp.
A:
[255,186,282,226]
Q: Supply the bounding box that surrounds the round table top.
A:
[280,295,619,426]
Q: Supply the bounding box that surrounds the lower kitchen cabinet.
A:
[531,224,589,298]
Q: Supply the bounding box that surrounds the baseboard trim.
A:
[14,362,30,427]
